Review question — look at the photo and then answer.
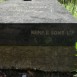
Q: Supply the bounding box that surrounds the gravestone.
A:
[0,0,76,73]
[0,0,77,23]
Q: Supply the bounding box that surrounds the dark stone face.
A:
[0,24,76,46]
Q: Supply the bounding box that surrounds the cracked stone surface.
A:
[0,0,77,23]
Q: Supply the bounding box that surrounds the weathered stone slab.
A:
[0,0,77,23]
[0,46,75,72]
[0,23,76,46]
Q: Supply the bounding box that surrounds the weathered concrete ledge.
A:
[0,0,77,23]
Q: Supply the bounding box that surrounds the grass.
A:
[0,0,6,3]
[58,0,77,18]
[64,3,77,18]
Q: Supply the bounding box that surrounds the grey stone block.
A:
[0,0,77,23]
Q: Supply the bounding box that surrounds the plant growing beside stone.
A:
[58,0,77,18]
[0,0,6,2]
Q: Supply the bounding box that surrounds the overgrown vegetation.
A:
[0,0,6,3]
[58,0,77,18]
